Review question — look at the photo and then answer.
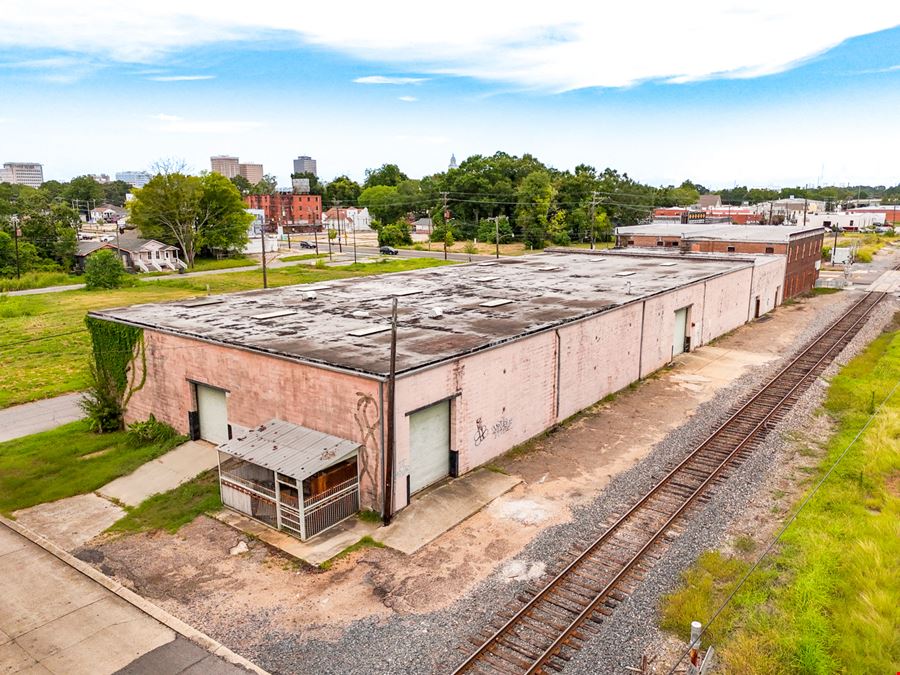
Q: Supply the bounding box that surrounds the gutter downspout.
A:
[637,301,647,380]
[554,330,561,420]
[746,262,756,322]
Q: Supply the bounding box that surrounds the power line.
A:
[665,377,900,675]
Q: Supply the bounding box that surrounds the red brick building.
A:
[245,192,322,232]
[616,224,825,298]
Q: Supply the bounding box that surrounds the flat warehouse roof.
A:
[91,252,752,377]
[616,223,825,242]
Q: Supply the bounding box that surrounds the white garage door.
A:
[408,400,450,494]
[672,307,688,357]
[196,384,228,444]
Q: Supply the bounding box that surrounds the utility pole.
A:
[589,191,599,250]
[768,201,773,225]
[803,198,808,227]
[334,200,343,253]
[495,218,500,259]
[260,219,268,289]
[383,297,398,526]
[441,191,450,260]
[13,225,20,279]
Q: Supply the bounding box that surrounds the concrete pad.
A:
[99,441,217,507]
[40,616,174,675]
[13,494,125,550]
[867,269,900,292]
[0,547,107,638]
[16,596,141,662]
[0,526,28,557]
[375,469,522,555]
[0,393,83,443]
[0,640,39,674]
[213,510,380,566]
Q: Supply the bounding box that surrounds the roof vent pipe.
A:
[625,281,632,295]
[304,291,317,300]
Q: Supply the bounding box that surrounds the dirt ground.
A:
[76,290,853,652]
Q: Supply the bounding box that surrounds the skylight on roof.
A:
[348,326,391,337]
[180,298,224,308]
[535,266,560,272]
[473,276,500,282]
[251,310,296,320]
[614,271,636,277]
[479,299,513,308]
[659,262,677,267]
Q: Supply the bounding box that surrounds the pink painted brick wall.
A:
[127,331,385,508]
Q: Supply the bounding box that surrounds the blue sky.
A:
[1,2,899,189]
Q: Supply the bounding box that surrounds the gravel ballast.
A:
[216,292,898,675]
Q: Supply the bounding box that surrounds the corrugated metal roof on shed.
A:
[219,419,359,480]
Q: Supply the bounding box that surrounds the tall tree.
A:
[102,180,132,207]
[250,174,278,195]
[63,175,105,205]
[363,163,408,189]
[358,185,405,225]
[129,172,251,267]
[322,175,362,205]
[516,171,554,249]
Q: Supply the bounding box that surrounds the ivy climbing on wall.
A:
[80,317,147,432]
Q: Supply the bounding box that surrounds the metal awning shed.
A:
[219,419,360,482]
[217,419,362,540]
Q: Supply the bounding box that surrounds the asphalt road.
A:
[0,392,84,442]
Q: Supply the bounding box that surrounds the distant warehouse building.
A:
[91,251,785,539]
[616,223,825,298]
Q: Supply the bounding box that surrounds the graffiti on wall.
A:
[474,415,513,446]
[491,416,512,438]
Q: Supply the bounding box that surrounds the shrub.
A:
[80,363,124,433]
[378,222,413,247]
[463,241,478,255]
[127,414,179,445]
[84,249,125,289]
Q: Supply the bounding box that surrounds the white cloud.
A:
[398,95,417,102]
[152,113,182,121]
[148,74,215,81]
[0,2,899,90]
[354,75,429,85]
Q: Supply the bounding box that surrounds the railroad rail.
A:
[453,291,885,675]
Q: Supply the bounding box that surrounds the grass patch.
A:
[659,327,900,674]
[0,257,452,409]
[0,420,183,515]
[319,535,384,570]
[357,508,382,523]
[280,253,327,262]
[0,271,80,293]
[810,287,842,295]
[484,463,511,475]
[107,470,221,534]
[142,256,256,276]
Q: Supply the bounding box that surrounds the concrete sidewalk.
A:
[0,520,261,674]
[0,392,84,443]
[99,440,218,507]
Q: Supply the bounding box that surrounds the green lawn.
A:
[0,257,451,409]
[107,469,221,534]
[659,322,900,674]
[141,255,257,276]
[0,271,81,293]
[280,253,327,262]
[0,420,183,515]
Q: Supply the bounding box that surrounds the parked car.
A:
[299,240,316,249]
[379,246,399,255]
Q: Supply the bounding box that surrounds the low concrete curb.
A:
[0,515,268,675]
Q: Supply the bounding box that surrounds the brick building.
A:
[616,223,825,298]
[91,251,784,539]
[245,192,322,232]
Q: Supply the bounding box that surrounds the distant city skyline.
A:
[1,4,899,189]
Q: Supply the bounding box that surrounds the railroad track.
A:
[453,291,885,675]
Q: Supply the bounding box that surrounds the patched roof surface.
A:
[91,251,753,377]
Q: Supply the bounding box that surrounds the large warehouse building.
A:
[92,251,785,539]
[615,223,825,297]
